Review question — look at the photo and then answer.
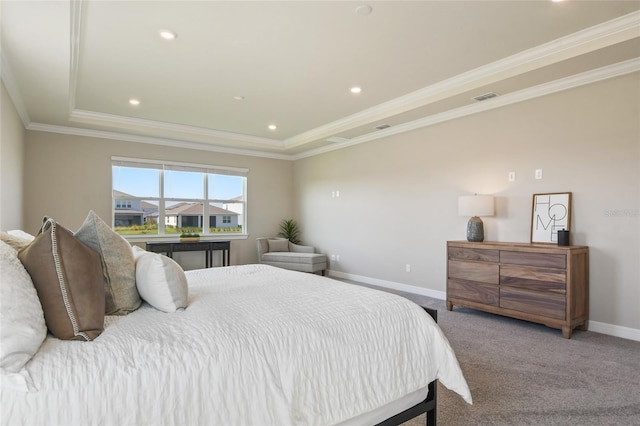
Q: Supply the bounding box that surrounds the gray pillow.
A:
[75,211,141,315]
[268,239,289,252]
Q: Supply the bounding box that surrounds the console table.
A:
[446,241,589,338]
[146,240,230,268]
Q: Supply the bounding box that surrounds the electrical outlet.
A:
[405,264,411,272]
[508,171,516,182]
[331,254,336,261]
[336,255,340,262]
[535,169,543,180]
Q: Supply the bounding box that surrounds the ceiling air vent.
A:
[374,124,391,130]
[472,92,499,102]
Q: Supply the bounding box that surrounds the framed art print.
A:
[531,192,572,243]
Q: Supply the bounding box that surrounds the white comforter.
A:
[2,264,471,425]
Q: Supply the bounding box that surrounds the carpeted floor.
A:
[344,281,640,426]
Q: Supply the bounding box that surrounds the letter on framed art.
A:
[531,192,572,243]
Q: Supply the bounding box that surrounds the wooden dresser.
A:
[446,241,589,338]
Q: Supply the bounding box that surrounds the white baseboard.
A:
[327,269,640,343]
[587,321,640,342]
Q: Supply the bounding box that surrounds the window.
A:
[115,200,132,209]
[112,157,247,237]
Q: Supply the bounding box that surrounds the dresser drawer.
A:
[500,265,566,293]
[449,247,499,263]
[500,287,566,319]
[500,250,566,269]
[449,259,499,284]
[448,279,499,306]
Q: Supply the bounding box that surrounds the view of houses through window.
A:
[112,158,247,236]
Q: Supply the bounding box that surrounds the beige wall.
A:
[11,72,640,334]
[293,73,640,332]
[1,82,25,230]
[23,132,294,266]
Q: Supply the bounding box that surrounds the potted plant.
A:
[279,219,301,244]
[179,232,200,242]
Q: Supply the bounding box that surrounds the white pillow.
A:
[0,240,47,390]
[132,247,188,313]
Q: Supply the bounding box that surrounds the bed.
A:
[1,225,471,425]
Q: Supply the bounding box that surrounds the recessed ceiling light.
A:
[268,124,277,131]
[129,99,140,106]
[159,30,177,40]
[350,86,362,94]
[233,95,245,101]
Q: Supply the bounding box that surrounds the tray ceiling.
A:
[2,1,639,159]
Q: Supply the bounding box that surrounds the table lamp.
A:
[458,195,495,242]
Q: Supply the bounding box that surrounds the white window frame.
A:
[115,200,132,209]
[112,157,248,240]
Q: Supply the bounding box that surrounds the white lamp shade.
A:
[458,195,495,217]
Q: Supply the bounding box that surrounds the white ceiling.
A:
[2,1,639,159]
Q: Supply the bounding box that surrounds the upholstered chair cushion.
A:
[268,239,289,252]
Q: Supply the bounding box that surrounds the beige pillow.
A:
[75,210,140,315]
[0,231,33,252]
[18,218,105,341]
[268,239,289,252]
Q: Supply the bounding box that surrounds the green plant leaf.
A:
[278,219,301,244]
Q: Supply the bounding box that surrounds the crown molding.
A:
[27,58,638,162]
[293,58,640,160]
[69,109,284,147]
[284,10,640,149]
[26,122,292,160]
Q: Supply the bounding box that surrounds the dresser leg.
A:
[446,301,453,311]
[562,326,572,339]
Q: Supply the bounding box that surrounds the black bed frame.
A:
[374,307,438,426]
